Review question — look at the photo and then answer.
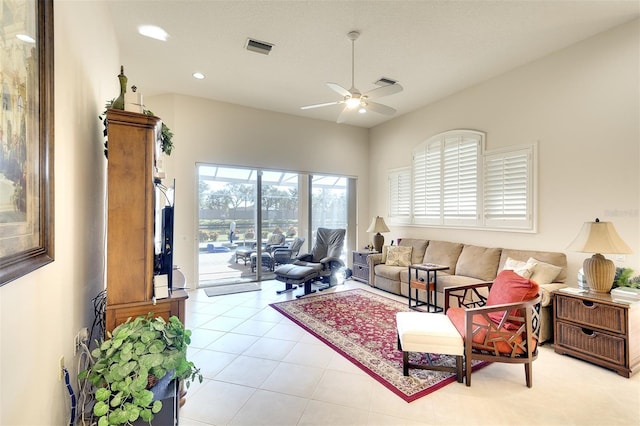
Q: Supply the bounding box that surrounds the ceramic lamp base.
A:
[583,253,615,293]
[373,233,384,253]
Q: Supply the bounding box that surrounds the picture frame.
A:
[0,0,54,286]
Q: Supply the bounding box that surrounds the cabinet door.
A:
[106,110,160,305]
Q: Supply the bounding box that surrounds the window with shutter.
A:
[389,130,535,232]
[483,147,533,230]
[388,167,411,224]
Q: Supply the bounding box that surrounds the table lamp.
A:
[567,218,632,293]
[366,216,390,253]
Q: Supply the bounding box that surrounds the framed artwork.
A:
[0,0,54,286]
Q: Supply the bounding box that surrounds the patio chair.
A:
[235,232,286,265]
[271,237,305,267]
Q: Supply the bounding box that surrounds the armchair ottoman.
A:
[396,311,464,382]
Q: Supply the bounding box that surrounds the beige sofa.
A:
[366,238,567,343]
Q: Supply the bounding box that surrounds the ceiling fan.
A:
[301,30,403,123]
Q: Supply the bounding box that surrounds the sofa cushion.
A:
[423,241,463,274]
[374,264,405,281]
[398,238,429,265]
[385,246,413,266]
[528,257,563,285]
[499,249,567,283]
[486,270,539,329]
[455,245,501,281]
[502,257,536,278]
[381,245,390,263]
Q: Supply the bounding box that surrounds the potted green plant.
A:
[79,314,202,425]
[99,100,174,158]
[613,267,640,289]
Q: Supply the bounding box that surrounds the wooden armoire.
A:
[105,109,187,332]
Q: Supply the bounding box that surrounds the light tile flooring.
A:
[180,279,640,425]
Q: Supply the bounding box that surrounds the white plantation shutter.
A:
[388,168,411,223]
[412,140,442,224]
[483,147,533,229]
[442,135,479,225]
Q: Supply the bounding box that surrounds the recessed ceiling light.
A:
[138,25,169,41]
[192,72,205,80]
[16,34,35,43]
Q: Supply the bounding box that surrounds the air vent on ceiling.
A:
[246,38,274,55]
[374,77,398,86]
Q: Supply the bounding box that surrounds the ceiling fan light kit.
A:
[301,30,403,123]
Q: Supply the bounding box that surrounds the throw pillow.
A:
[528,257,563,284]
[502,257,536,279]
[486,270,539,329]
[385,246,413,267]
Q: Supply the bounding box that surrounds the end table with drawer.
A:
[553,288,640,377]
[352,250,375,284]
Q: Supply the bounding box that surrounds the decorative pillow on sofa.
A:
[528,257,563,284]
[486,270,539,329]
[385,246,413,267]
[502,257,536,279]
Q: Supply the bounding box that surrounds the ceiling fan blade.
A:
[327,82,351,98]
[363,83,403,100]
[365,101,396,116]
[336,105,354,124]
[300,101,341,110]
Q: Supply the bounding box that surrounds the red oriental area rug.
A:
[270,289,488,402]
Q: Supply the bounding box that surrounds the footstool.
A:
[250,252,273,272]
[235,247,255,265]
[396,311,464,383]
[274,264,320,298]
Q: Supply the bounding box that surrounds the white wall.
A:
[368,19,640,283]
[144,94,370,286]
[0,2,117,424]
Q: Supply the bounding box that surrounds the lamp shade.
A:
[567,219,632,254]
[568,218,632,293]
[366,216,390,234]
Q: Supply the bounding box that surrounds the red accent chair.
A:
[444,270,542,387]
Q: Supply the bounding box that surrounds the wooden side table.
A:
[408,263,449,313]
[553,288,640,377]
[352,250,374,284]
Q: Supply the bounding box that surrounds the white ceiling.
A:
[106,1,639,128]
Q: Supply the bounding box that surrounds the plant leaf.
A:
[95,387,111,402]
[93,401,109,417]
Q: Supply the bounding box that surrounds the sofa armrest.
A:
[367,253,383,286]
[444,281,493,312]
[368,253,383,266]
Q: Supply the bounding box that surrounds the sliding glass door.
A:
[197,165,353,287]
[310,175,349,263]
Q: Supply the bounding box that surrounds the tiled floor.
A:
[179,279,640,425]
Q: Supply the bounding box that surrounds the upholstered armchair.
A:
[444,270,542,387]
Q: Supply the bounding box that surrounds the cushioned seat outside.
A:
[250,252,273,272]
[235,248,256,265]
[396,311,464,382]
